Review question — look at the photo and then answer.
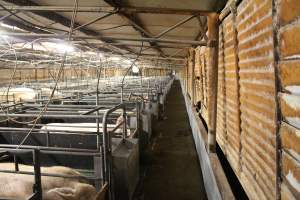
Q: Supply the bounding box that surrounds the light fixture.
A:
[132,65,139,73]
[58,43,74,52]
[43,42,74,53]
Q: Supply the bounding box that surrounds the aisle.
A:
[135,80,207,200]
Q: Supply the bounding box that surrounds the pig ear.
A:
[95,183,108,200]
[44,187,76,200]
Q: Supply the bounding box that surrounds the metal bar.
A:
[27,192,39,200]
[0,169,100,180]
[102,104,125,200]
[81,106,106,115]
[123,108,127,139]
[0,113,106,119]
[0,145,99,154]
[0,0,136,54]
[0,6,213,15]
[73,12,116,31]
[0,10,19,22]
[196,16,208,41]
[32,149,42,200]
[109,119,124,134]
[2,32,207,45]
[155,14,198,38]
[79,42,190,49]
[0,128,101,135]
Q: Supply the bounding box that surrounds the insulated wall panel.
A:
[237,0,276,199]
[216,24,227,154]
[278,0,300,198]
[222,13,241,175]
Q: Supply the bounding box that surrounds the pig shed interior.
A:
[0,0,298,200]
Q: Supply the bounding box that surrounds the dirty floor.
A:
[134,80,207,200]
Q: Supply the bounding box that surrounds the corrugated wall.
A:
[278,0,300,198]
[216,23,227,155]
[216,0,278,199]
[179,0,300,199]
[238,0,277,199]
[222,12,242,176]
[196,47,209,122]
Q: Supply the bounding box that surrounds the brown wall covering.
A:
[278,0,300,199]
[180,0,300,199]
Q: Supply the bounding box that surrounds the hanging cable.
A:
[120,42,144,103]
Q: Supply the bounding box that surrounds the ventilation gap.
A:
[198,113,208,132]
[216,144,248,199]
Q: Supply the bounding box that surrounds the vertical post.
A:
[272,0,281,199]
[185,61,188,92]
[123,107,127,139]
[207,13,219,153]
[32,149,42,199]
[34,65,37,82]
[191,49,196,106]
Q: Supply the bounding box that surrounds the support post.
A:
[34,65,37,82]
[207,13,219,153]
[191,49,196,106]
[185,61,188,93]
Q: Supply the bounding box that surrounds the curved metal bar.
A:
[102,103,126,200]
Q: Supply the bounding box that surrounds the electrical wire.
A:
[120,42,144,103]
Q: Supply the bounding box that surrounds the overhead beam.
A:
[124,54,185,61]
[1,32,208,45]
[155,14,198,38]
[0,15,47,34]
[1,0,136,55]
[0,5,213,15]
[98,43,189,49]
[103,0,165,56]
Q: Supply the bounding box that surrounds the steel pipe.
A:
[0,5,213,15]
[2,32,208,45]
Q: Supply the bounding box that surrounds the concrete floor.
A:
[134,80,207,200]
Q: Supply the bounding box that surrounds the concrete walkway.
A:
[134,80,207,200]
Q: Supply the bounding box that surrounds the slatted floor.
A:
[134,80,207,200]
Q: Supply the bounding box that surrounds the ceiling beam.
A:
[0,5,213,15]
[103,0,165,56]
[154,14,198,39]
[1,33,208,45]
[72,42,190,49]
[1,0,137,55]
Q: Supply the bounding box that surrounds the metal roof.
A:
[0,0,227,66]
